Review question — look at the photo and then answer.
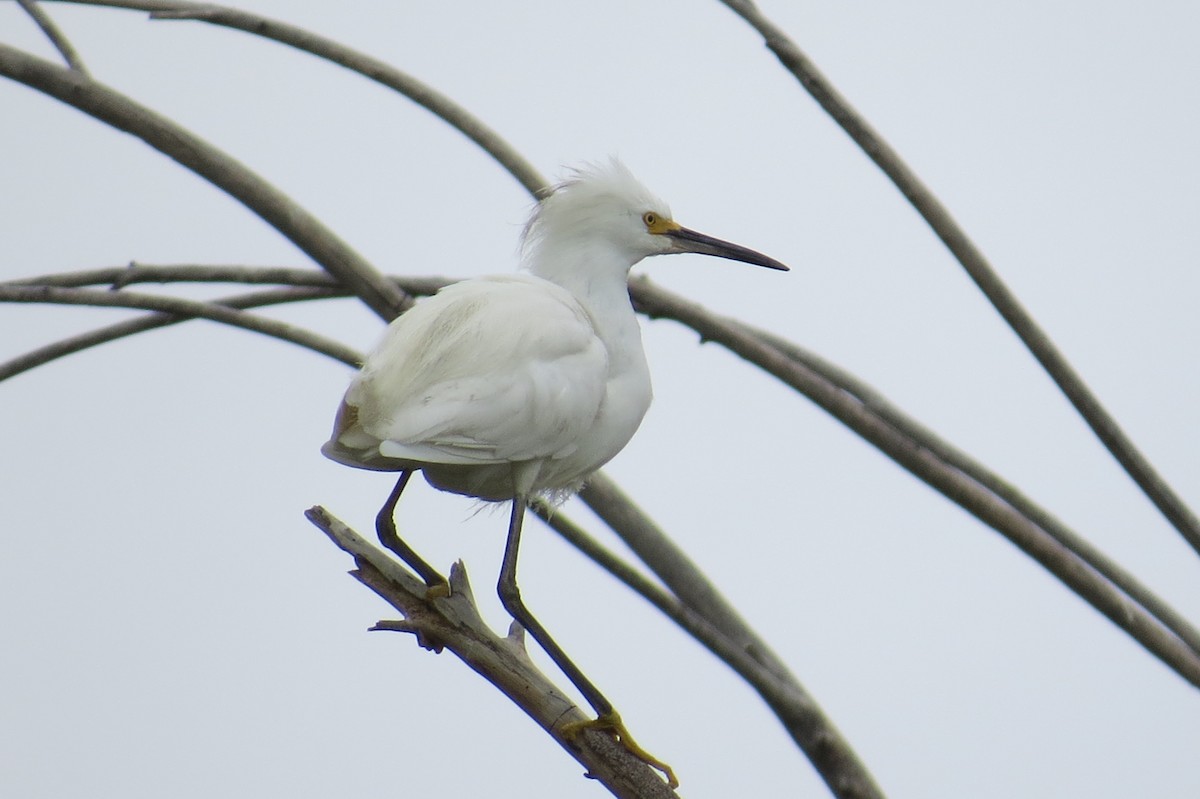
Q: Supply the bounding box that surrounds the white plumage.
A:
[323,272,633,500]
[320,159,786,787]
[324,159,785,501]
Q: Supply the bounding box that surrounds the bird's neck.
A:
[526,240,647,373]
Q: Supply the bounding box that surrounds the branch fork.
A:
[304,506,680,799]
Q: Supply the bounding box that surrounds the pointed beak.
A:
[663,225,789,271]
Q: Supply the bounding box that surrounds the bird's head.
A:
[522,159,789,277]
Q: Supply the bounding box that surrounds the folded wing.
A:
[323,275,608,470]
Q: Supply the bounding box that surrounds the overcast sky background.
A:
[3,2,1199,797]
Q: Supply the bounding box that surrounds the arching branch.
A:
[632,276,1200,688]
[0,41,409,321]
[307,507,680,799]
[0,283,362,367]
[0,267,453,380]
[50,0,550,198]
[15,0,89,73]
[718,0,1200,555]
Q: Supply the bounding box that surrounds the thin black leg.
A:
[496,495,677,787]
[376,470,448,592]
[496,495,612,716]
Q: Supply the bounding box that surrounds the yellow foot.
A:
[564,710,678,789]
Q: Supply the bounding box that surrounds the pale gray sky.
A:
[3,2,1198,797]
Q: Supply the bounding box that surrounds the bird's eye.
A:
[642,212,658,228]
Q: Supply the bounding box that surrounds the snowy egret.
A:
[323,160,787,786]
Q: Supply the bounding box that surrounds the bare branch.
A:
[45,0,550,198]
[0,285,345,380]
[5,263,453,295]
[306,507,680,799]
[0,283,362,367]
[15,0,89,74]
[534,500,886,799]
[718,0,1200,555]
[632,275,1200,689]
[0,42,409,321]
[0,268,456,380]
[8,264,345,289]
[750,326,1200,658]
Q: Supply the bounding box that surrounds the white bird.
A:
[323,159,787,786]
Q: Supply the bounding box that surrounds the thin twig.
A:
[0,285,349,380]
[3,263,453,296]
[6,263,346,289]
[15,0,90,74]
[0,284,362,367]
[0,268,455,381]
[718,0,1200,556]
